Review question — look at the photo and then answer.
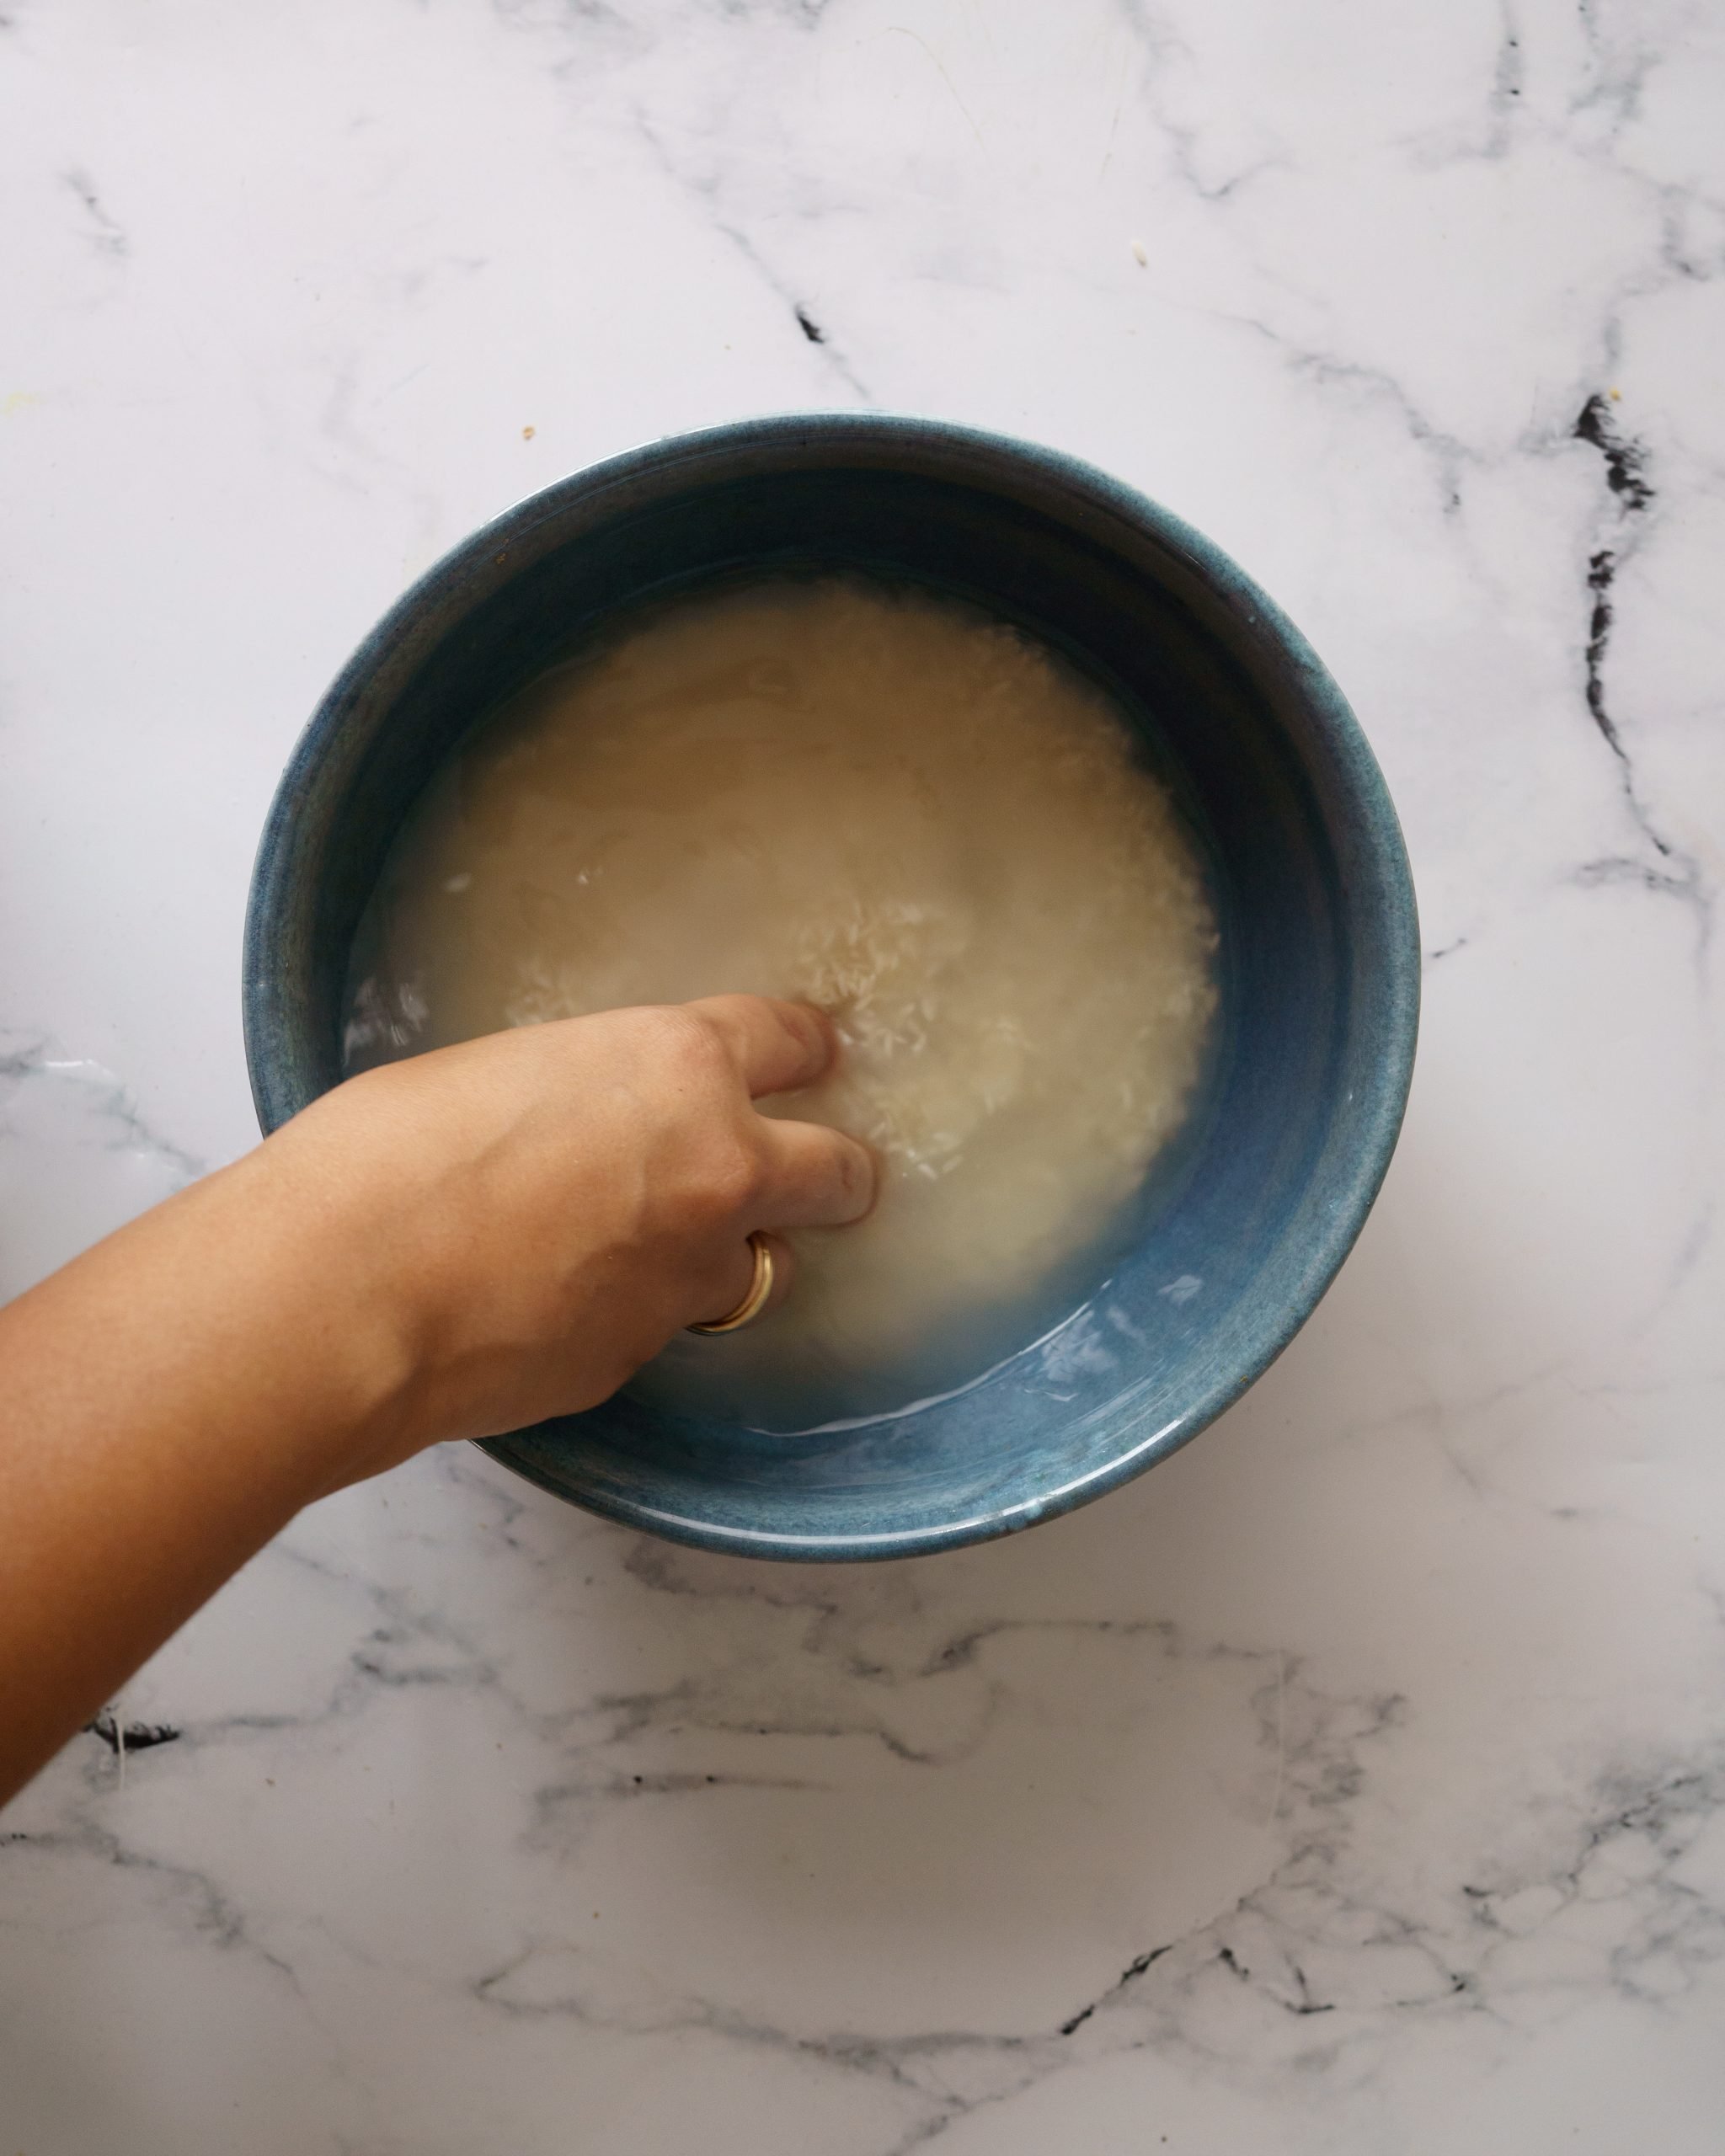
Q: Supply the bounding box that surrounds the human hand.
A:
[254,995,876,1480]
[0,995,875,1801]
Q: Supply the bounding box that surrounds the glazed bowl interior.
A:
[245,415,1418,1559]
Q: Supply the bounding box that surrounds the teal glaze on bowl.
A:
[244,415,1418,1561]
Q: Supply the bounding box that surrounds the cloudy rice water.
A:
[344,577,1219,1427]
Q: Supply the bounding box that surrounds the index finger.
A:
[684,995,839,1100]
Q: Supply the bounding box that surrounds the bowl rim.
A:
[244,410,1420,1561]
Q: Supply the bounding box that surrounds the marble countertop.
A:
[4,2,1724,2148]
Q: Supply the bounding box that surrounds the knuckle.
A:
[646,1006,732,1089]
[784,1000,834,1073]
[775,997,818,1050]
[697,1129,766,1223]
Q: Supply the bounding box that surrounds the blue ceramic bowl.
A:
[245,414,1418,1560]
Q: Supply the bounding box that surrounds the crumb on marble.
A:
[1130,238,1147,265]
[521,424,536,440]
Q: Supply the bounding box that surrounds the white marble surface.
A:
[3,0,1724,2147]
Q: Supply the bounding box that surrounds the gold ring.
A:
[687,1232,777,1336]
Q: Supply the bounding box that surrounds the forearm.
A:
[0,999,871,1808]
[0,1147,409,1805]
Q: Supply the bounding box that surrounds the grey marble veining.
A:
[3,0,1724,2148]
